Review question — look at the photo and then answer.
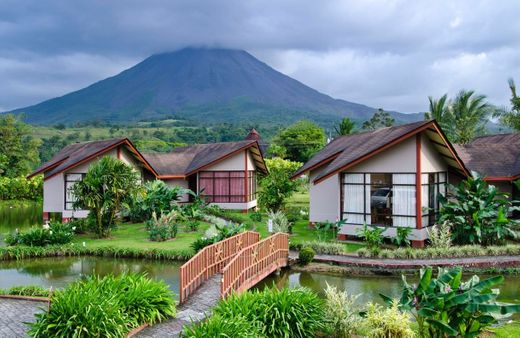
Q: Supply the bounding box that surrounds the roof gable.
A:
[292,120,469,184]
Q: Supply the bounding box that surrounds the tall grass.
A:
[210,287,325,338]
[0,244,193,261]
[0,285,50,297]
[182,315,265,338]
[28,273,175,338]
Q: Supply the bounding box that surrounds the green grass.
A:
[487,321,520,337]
[73,222,211,252]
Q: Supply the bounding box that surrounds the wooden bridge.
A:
[179,231,289,303]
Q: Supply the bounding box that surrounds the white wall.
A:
[421,134,448,172]
[347,136,416,173]
[206,150,255,171]
[309,167,340,223]
[43,173,64,212]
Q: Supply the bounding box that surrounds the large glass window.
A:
[64,173,84,210]
[342,173,415,227]
[198,171,256,203]
[421,172,447,226]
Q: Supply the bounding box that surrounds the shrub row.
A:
[0,244,193,261]
[0,285,50,297]
[357,244,520,259]
[299,240,346,255]
[183,287,325,338]
[28,273,176,337]
[0,175,43,201]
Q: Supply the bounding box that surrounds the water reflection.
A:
[256,269,520,306]
[0,257,182,299]
[0,201,44,245]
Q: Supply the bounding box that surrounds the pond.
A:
[0,257,182,299]
[0,201,44,245]
[255,269,520,306]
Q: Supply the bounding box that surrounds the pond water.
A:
[0,201,43,245]
[254,269,520,306]
[0,257,182,299]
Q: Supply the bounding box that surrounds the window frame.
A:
[198,170,257,203]
[64,173,85,211]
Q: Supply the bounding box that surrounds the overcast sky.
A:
[1,0,519,113]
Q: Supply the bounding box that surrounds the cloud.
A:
[0,0,519,113]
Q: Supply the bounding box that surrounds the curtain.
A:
[421,174,430,227]
[229,172,245,202]
[343,174,365,224]
[393,174,416,228]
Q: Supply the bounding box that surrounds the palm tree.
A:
[499,78,520,131]
[449,90,491,144]
[425,94,453,138]
[334,117,356,136]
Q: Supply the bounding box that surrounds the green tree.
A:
[362,109,394,130]
[258,158,302,212]
[425,94,454,137]
[272,120,326,162]
[449,90,491,144]
[73,157,139,238]
[499,78,520,131]
[334,117,356,136]
[0,114,40,177]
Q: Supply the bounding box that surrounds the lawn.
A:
[73,221,211,252]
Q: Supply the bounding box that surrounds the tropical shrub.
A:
[186,220,200,232]
[381,267,520,338]
[182,315,265,338]
[323,283,360,338]
[5,222,74,246]
[191,223,246,252]
[392,226,412,247]
[316,219,345,241]
[358,244,520,259]
[249,211,263,222]
[428,221,452,249]
[299,246,315,265]
[73,157,140,238]
[148,211,179,241]
[362,301,414,338]
[439,172,518,245]
[0,175,43,201]
[0,285,50,297]
[180,191,206,221]
[213,287,325,338]
[300,240,345,255]
[357,224,386,255]
[66,217,94,234]
[268,210,290,233]
[28,273,175,337]
[258,158,302,212]
[125,180,187,222]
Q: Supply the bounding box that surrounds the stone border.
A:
[0,295,50,303]
[126,323,149,338]
[289,251,520,271]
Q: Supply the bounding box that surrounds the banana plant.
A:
[381,267,520,337]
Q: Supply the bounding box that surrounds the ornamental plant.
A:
[147,211,179,241]
[357,224,386,255]
[381,267,520,338]
[73,156,140,238]
[323,283,361,338]
[439,172,518,245]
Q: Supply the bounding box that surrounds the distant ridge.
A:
[9,47,421,125]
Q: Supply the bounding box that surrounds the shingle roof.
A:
[292,120,435,181]
[143,140,267,177]
[29,138,129,179]
[454,133,520,178]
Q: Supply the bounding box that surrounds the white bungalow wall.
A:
[308,133,451,241]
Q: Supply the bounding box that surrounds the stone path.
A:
[0,298,46,337]
[289,251,520,270]
[136,274,222,338]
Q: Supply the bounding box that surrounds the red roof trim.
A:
[484,175,520,182]
[27,158,67,179]
[289,152,341,180]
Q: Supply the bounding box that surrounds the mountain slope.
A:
[10,47,420,125]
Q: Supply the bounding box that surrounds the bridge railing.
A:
[221,232,289,298]
[179,231,260,303]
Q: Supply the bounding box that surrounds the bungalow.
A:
[28,130,267,222]
[291,120,470,247]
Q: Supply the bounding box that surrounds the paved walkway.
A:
[136,274,222,338]
[289,251,520,270]
[0,298,47,337]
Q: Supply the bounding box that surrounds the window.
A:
[198,171,256,203]
[64,173,84,210]
[421,172,446,226]
[342,173,416,227]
